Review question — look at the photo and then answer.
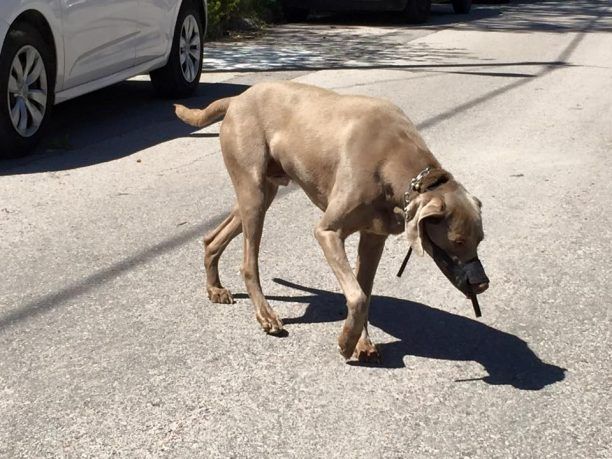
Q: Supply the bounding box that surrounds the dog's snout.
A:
[472,282,489,294]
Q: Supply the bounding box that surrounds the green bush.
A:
[206,0,282,38]
[207,0,241,37]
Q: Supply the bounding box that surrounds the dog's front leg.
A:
[353,232,387,363]
[315,224,369,359]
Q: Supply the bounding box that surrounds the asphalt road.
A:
[1,0,611,457]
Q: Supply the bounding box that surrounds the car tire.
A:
[404,0,432,24]
[452,0,472,14]
[150,0,203,98]
[0,22,54,159]
[283,6,309,22]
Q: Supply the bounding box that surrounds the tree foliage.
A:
[207,0,241,36]
[207,0,282,37]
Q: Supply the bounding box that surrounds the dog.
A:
[175,81,489,362]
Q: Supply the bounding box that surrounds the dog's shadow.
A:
[237,278,566,391]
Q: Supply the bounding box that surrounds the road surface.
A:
[1,0,610,456]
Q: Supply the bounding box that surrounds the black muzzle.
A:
[463,257,490,287]
[397,244,489,317]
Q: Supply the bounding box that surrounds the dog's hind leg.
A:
[204,204,242,304]
[353,232,386,363]
[203,182,279,305]
[216,110,283,333]
[234,179,284,335]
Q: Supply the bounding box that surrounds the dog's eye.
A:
[426,216,444,225]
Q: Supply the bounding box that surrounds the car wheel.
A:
[452,0,472,14]
[150,0,203,98]
[283,5,309,22]
[0,22,54,159]
[404,0,432,24]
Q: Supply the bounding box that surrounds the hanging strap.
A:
[396,247,413,277]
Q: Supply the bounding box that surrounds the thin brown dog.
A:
[175,81,489,362]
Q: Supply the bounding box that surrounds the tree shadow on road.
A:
[266,278,566,391]
[203,21,487,73]
[452,0,612,33]
[304,1,611,33]
[204,0,609,74]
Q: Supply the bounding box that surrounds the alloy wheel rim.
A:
[7,45,48,138]
[179,15,201,83]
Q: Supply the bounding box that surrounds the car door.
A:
[135,0,181,65]
[61,0,140,89]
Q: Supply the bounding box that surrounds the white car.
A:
[0,0,207,158]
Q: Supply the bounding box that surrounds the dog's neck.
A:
[378,158,452,236]
[404,166,452,202]
[385,161,451,209]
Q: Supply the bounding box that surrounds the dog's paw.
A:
[257,311,285,336]
[338,327,362,360]
[353,338,381,364]
[207,287,235,304]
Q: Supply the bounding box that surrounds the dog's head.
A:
[405,172,489,295]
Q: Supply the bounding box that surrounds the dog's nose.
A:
[472,282,489,294]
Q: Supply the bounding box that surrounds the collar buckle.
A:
[404,166,433,216]
[410,166,433,192]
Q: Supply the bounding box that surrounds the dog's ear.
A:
[405,195,445,256]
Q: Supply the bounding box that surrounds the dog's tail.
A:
[174,97,232,128]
